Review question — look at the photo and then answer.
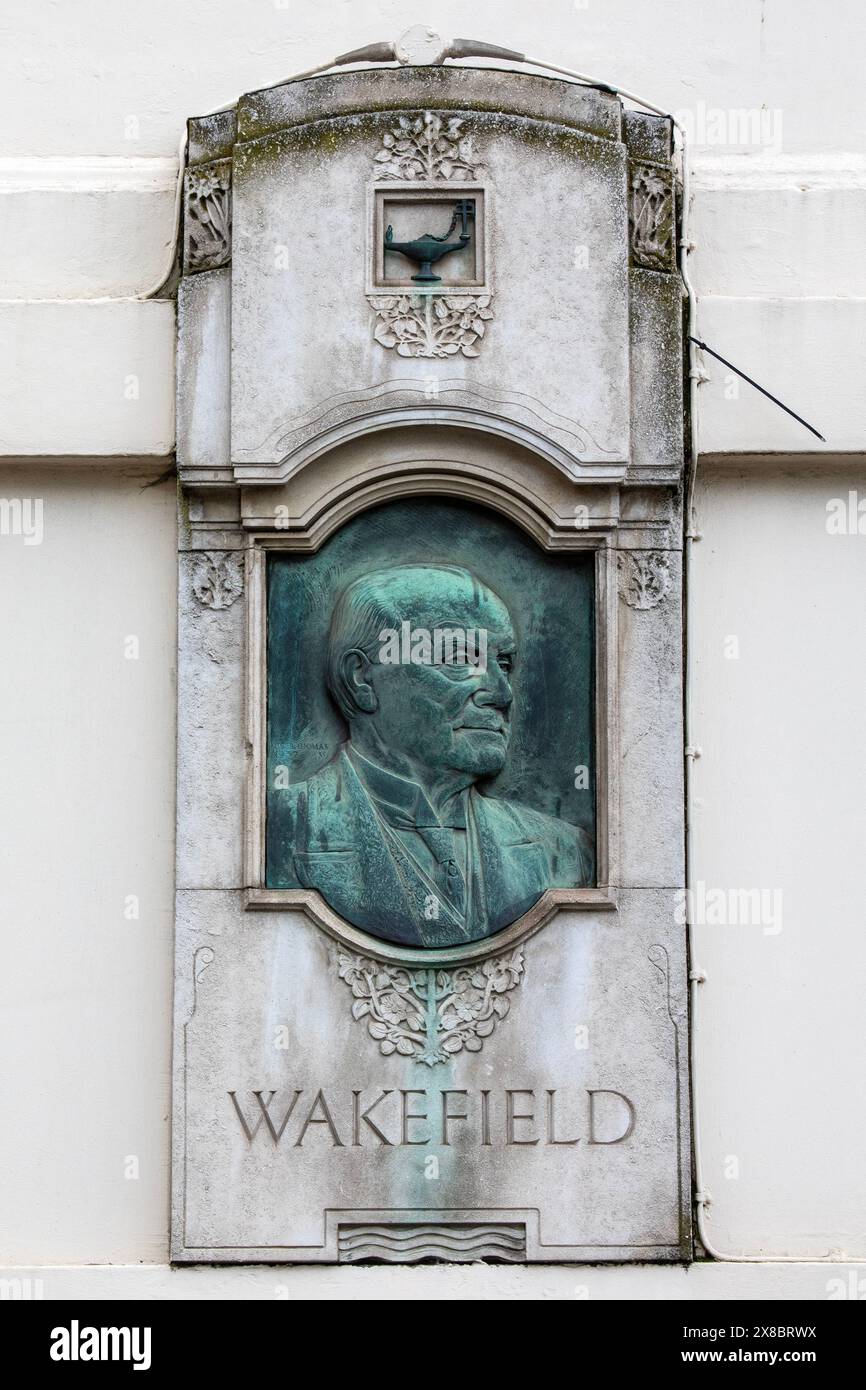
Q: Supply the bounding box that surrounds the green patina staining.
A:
[231,101,627,169]
[235,66,620,145]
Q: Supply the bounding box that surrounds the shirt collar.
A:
[346,745,467,830]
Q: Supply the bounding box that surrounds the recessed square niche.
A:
[368,185,488,292]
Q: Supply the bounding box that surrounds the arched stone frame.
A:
[241,424,620,965]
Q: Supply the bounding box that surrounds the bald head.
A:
[323,563,515,782]
[327,564,510,719]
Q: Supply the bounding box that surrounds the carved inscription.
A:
[227,1086,636,1148]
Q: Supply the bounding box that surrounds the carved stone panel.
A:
[226,69,632,481]
[628,163,675,272]
[173,888,689,1261]
[173,58,689,1264]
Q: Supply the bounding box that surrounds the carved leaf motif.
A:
[185,162,232,273]
[368,292,494,359]
[191,552,244,609]
[336,949,525,1066]
[629,164,674,272]
[618,551,671,610]
[373,111,483,181]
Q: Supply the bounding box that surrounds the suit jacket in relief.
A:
[270,747,594,947]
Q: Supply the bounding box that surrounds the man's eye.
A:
[437,661,475,680]
[498,655,514,673]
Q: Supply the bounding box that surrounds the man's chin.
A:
[450,730,508,775]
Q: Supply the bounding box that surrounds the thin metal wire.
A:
[689,336,826,442]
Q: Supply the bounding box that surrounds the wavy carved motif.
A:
[338,1222,526,1263]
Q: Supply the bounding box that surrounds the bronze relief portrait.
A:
[267,500,596,947]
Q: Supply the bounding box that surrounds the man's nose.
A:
[472,664,512,710]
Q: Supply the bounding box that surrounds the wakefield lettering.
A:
[228,1087,635,1147]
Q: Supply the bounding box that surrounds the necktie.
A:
[416,825,466,915]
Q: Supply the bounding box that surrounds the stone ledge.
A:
[1,1262,861,1301]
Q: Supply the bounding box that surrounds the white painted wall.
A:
[1,0,864,1288]
[0,468,177,1264]
[1,0,864,457]
[689,463,866,1259]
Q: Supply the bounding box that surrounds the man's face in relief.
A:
[347,569,517,782]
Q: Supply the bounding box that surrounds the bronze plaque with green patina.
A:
[266,499,595,946]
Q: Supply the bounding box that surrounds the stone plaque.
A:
[172,60,690,1262]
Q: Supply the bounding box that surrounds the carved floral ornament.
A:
[628,163,675,272]
[337,948,525,1065]
[184,161,232,274]
[369,292,493,358]
[370,112,494,358]
[373,112,483,181]
[618,551,672,610]
[191,551,244,609]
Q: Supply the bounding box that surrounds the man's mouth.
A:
[454,719,508,736]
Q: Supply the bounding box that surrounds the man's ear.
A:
[340,648,378,714]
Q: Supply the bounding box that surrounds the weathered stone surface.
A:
[230,93,630,480]
[175,550,245,891]
[172,888,689,1261]
[172,58,688,1264]
[617,547,686,889]
[176,271,232,484]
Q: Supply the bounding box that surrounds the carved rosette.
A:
[368,292,494,358]
[184,160,232,273]
[628,163,675,272]
[337,948,525,1065]
[191,551,244,609]
[373,111,482,181]
[618,551,672,610]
